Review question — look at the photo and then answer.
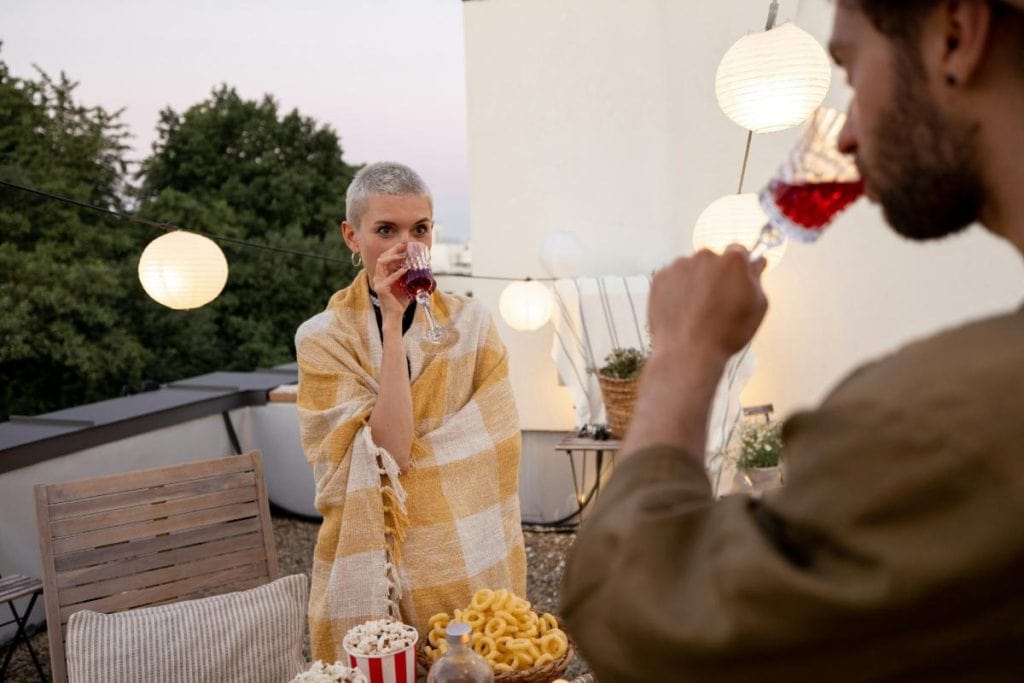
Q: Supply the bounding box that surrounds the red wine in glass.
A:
[768,179,864,238]
[749,107,864,259]
[402,242,455,349]
[402,268,437,298]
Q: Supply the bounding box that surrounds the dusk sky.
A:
[2,0,473,242]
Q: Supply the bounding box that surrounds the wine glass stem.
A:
[416,291,443,341]
[748,239,770,263]
[748,222,783,262]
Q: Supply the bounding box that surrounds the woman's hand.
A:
[372,242,411,322]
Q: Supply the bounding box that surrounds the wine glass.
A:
[749,107,865,260]
[402,242,456,350]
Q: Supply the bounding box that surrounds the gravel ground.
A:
[3,513,589,681]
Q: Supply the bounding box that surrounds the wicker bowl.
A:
[416,630,575,683]
[597,373,639,439]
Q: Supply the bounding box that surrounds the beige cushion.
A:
[65,573,308,683]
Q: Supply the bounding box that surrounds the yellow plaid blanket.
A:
[296,271,526,660]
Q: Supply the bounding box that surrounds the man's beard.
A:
[869,54,984,241]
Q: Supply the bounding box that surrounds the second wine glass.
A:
[402,242,456,350]
[749,107,865,260]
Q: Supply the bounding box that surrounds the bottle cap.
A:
[445,620,472,645]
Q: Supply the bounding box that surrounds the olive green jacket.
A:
[562,309,1024,682]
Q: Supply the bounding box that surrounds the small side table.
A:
[0,574,46,681]
[554,434,620,522]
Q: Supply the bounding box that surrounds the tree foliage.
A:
[136,86,359,373]
[0,56,147,419]
[1,59,359,420]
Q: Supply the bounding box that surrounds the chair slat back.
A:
[35,451,279,683]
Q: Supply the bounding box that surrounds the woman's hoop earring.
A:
[351,252,362,268]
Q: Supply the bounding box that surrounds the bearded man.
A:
[561,1,1024,680]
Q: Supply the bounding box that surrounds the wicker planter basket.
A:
[597,373,639,439]
[416,630,575,682]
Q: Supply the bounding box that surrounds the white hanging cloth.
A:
[550,275,756,469]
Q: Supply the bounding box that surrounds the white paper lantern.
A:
[538,231,584,278]
[715,22,831,133]
[691,193,787,271]
[499,280,555,331]
[138,231,229,310]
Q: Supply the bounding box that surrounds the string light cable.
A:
[0,177,558,282]
[2,176,640,530]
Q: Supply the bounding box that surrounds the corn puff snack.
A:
[422,589,569,674]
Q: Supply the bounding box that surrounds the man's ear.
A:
[927,0,993,87]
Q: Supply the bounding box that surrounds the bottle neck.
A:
[445,636,470,653]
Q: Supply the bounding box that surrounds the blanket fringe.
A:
[375,440,409,564]
[384,560,403,619]
[381,485,409,564]
[410,439,427,463]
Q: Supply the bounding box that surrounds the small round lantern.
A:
[138,231,229,310]
[691,193,787,271]
[715,22,832,133]
[499,280,555,331]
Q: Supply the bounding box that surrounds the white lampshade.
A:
[715,22,831,133]
[138,231,229,310]
[691,193,787,271]
[499,280,554,331]
[538,231,584,278]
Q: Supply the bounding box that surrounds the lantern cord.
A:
[736,0,779,193]
[0,177,561,281]
[737,130,754,194]
[765,0,779,30]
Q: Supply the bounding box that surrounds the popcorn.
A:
[291,660,367,683]
[342,618,418,657]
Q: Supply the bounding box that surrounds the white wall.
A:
[462,0,1023,428]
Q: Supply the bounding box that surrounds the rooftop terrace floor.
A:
[4,513,589,681]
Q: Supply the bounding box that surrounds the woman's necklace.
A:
[369,291,381,308]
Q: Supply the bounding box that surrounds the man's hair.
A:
[345,161,432,228]
[843,0,1023,69]
[842,0,940,43]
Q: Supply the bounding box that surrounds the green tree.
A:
[0,61,359,421]
[135,86,359,374]
[0,55,148,420]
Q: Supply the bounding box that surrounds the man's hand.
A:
[621,246,767,460]
[648,246,768,366]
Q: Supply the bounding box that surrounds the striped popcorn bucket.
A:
[344,637,418,683]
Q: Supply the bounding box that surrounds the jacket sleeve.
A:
[560,359,1024,682]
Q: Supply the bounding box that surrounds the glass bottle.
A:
[426,621,494,683]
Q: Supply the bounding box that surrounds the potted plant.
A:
[733,417,785,494]
[595,347,646,439]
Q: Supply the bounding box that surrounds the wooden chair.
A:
[34,451,279,683]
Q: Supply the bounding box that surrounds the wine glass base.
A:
[419,328,460,353]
